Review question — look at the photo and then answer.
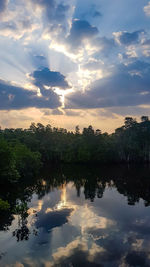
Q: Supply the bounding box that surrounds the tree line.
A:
[1,116,150,175]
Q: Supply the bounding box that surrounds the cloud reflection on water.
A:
[1,166,150,266]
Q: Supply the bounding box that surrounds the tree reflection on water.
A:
[1,164,150,236]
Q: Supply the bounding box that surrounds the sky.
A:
[0,0,150,132]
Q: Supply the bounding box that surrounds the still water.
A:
[1,164,150,266]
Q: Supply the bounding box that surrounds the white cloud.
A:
[144,2,150,16]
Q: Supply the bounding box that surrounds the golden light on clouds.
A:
[0,107,126,133]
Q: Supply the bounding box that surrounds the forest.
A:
[1,116,150,172]
[1,116,150,184]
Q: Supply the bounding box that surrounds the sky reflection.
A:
[1,166,150,266]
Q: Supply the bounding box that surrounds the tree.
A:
[75,125,80,135]
[95,129,101,136]
[0,138,19,182]
[29,122,37,133]
[124,117,137,128]
[14,143,41,178]
[83,125,94,136]
[141,116,149,122]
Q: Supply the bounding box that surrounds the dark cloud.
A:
[0,0,8,13]
[30,0,71,39]
[36,208,73,232]
[114,30,143,45]
[93,11,101,18]
[19,19,33,30]
[142,39,150,45]
[30,67,70,89]
[0,21,17,32]
[66,60,150,109]
[0,79,61,110]
[126,251,147,267]
[66,19,98,50]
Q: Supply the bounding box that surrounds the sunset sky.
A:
[0,0,150,132]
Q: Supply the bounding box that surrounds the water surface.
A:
[1,164,150,266]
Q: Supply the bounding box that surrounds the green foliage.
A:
[1,116,150,166]
[0,138,42,183]
[14,143,42,178]
[0,138,19,181]
[0,198,10,211]
[13,202,28,217]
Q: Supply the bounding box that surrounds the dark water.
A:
[1,164,150,267]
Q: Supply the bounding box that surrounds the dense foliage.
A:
[0,137,41,184]
[1,116,150,167]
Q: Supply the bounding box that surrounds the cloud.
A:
[142,39,150,46]
[31,55,48,68]
[51,108,64,115]
[126,251,147,267]
[35,208,73,232]
[50,238,105,267]
[42,108,63,115]
[90,36,116,56]
[52,3,70,23]
[40,0,70,23]
[0,79,61,110]
[141,39,150,57]
[48,49,78,75]
[31,0,71,33]
[93,10,101,18]
[66,19,98,50]
[32,0,55,9]
[0,21,17,32]
[0,0,8,14]
[80,4,102,20]
[64,109,84,117]
[81,59,104,71]
[30,67,70,89]
[0,0,71,40]
[66,60,150,109]
[144,2,150,16]
[0,18,38,39]
[113,30,143,46]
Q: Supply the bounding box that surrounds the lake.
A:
[0,164,150,266]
